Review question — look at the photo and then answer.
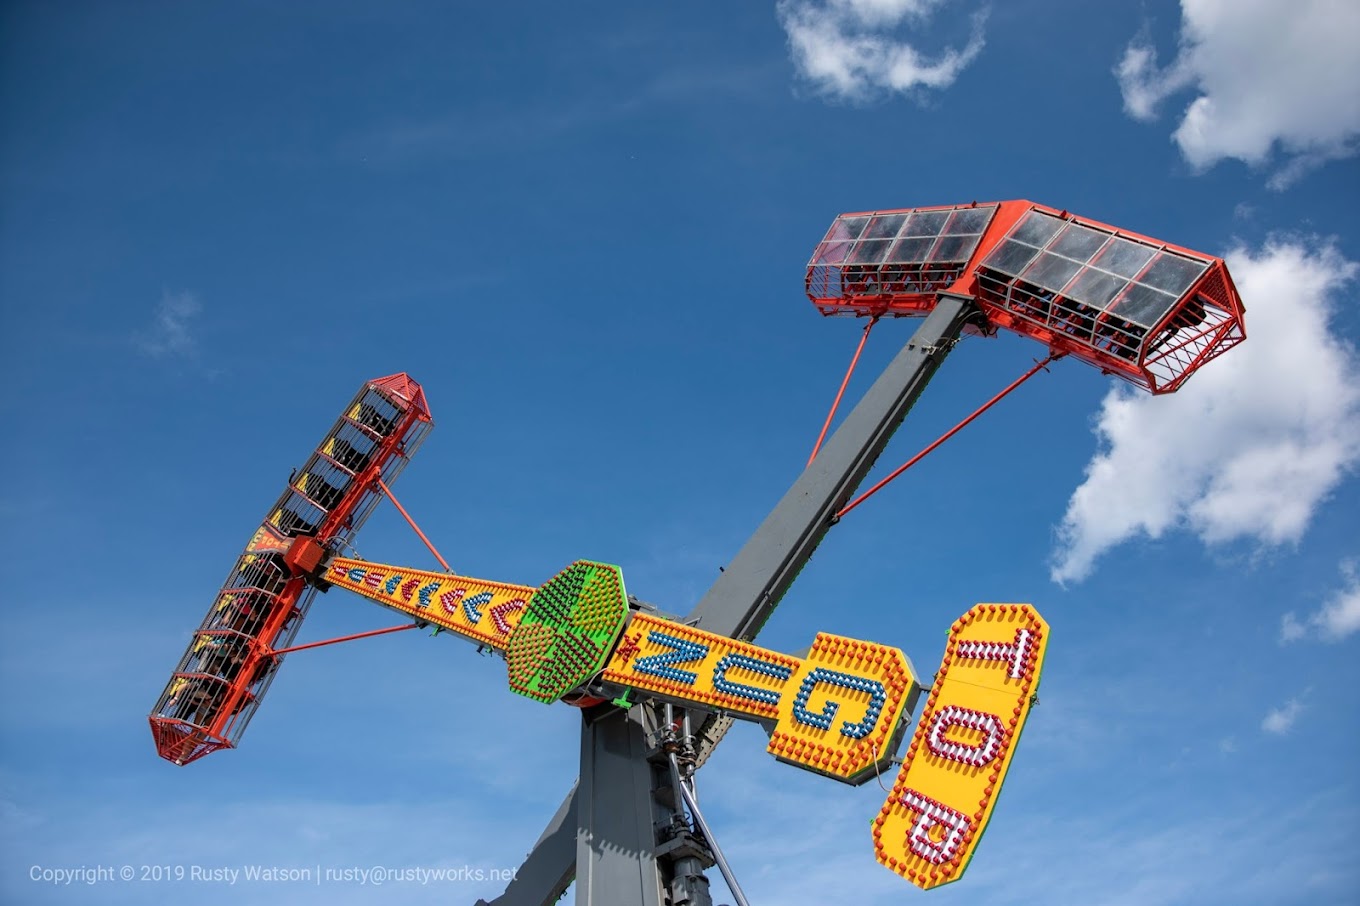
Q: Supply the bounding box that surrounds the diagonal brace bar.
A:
[834,351,1060,520]
[807,315,879,466]
[267,623,419,656]
[378,476,454,573]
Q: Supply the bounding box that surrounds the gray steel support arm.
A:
[685,294,976,641]
[475,788,577,906]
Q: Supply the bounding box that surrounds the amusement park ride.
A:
[149,200,1246,905]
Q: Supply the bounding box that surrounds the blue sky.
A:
[2,2,1358,904]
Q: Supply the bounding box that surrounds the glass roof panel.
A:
[1011,211,1064,247]
[981,239,1042,276]
[886,236,935,263]
[1140,252,1208,296]
[1110,282,1178,327]
[810,240,852,266]
[1093,238,1157,279]
[903,210,949,237]
[1020,252,1082,291]
[1066,268,1128,309]
[831,215,870,242]
[848,239,892,264]
[1049,224,1110,263]
[929,234,975,262]
[943,206,996,235]
[865,213,908,240]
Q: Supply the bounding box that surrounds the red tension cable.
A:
[378,476,453,573]
[834,353,1061,521]
[268,623,419,656]
[808,316,879,467]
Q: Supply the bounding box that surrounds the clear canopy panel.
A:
[978,210,1209,329]
[807,204,999,315]
[972,206,1239,393]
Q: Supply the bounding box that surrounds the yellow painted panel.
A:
[874,603,1049,890]
[603,614,799,722]
[325,557,534,652]
[768,633,918,784]
[245,524,290,554]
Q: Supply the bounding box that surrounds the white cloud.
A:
[1261,695,1306,735]
[1279,611,1306,642]
[1115,0,1360,187]
[1282,558,1360,642]
[136,290,203,357]
[777,0,986,103]
[1051,239,1360,584]
[1114,41,1192,123]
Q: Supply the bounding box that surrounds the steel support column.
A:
[574,706,668,906]
[482,294,978,905]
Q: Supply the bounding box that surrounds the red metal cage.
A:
[806,200,1246,394]
[149,374,433,765]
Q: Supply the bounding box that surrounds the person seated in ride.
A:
[218,590,271,636]
[1060,299,1098,342]
[332,437,372,472]
[202,634,251,682]
[273,505,317,537]
[171,678,226,726]
[840,264,872,295]
[300,472,344,511]
[1011,282,1052,323]
[1149,294,1208,353]
[1096,314,1145,360]
[356,402,396,437]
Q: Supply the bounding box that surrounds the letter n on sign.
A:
[873,603,1048,889]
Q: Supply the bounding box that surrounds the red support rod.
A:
[268,623,419,656]
[808,316,879,467]
[834,353,1061,521]
[378,476,453,573]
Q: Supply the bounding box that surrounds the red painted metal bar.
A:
[268,623,419,656]
[377,476,453,574]
[808,316,879,467]
[834,352,1061,521]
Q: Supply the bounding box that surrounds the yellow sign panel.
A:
[245,525,290,555]
[874,603,1048,890]
[603,614,801,721]
[325,557,534,652]
[769,632,918,785]
[603,614,919,783]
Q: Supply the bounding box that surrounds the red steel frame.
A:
[148,374,433,765]
[806,199,1246,394]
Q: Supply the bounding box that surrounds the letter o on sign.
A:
[925,705,1004,767]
